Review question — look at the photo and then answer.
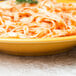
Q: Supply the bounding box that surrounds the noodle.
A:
[0,0,76,38]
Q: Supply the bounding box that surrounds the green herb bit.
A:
[16,0,38,4]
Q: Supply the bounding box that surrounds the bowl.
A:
[0,0,76,56]
[0,36,76,56]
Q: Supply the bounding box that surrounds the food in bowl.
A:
[0,0,76,38]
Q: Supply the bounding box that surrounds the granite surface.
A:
[0,47,76,76]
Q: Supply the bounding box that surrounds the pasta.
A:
[0,0,76,38]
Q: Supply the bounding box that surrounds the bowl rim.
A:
[0,35,76,43]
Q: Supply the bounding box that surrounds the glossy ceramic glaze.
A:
[57,0,76,3]
[0,36,76,56]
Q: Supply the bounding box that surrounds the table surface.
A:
[0,47,76,76]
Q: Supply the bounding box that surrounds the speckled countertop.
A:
[0,47,76,76]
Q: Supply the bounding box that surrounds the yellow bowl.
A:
[0,36,76,56]
[57,0,76,3]
[0,0,76,56]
